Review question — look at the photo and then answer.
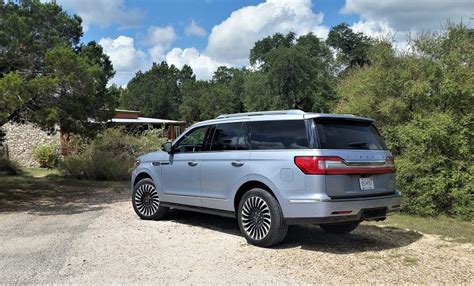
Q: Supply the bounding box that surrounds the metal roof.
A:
[114,109,140,113]
[110,117,185,124]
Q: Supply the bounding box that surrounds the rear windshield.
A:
[315,119,387,150]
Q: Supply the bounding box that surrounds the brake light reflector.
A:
[294,156,341,174]
[294,156,396,175]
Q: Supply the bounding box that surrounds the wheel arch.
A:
[233,180,280,212]
[133,171,153,187]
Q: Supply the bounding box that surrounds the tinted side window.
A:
[174,126,211,153]
[315,119,387,150]
[210,122,248,151]
[249,120,309,150]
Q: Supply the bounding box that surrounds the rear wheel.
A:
[320,221,360,234]
[237,188,288,247]
[132,178,169,220]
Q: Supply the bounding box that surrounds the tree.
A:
[326,23,373,70]
[0,0,82,75]
[242,72,274,112]
[198,84,239,119]
[335,25,473,219]
[210,66,245,114]
[179,80,208,122]
[179,66,246,122]
[121,62,194,120]
[245,32,336,112]
[1,0,117,137]
[250,32,296,67]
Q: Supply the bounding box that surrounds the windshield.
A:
[314,118,387,150]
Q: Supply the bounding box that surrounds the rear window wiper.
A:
[347,141,367,148]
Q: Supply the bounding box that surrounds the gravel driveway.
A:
[0,184,473,284]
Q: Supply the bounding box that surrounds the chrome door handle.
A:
[231,161,244,167]
[188,161,198,167]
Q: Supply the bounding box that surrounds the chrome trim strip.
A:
[288,199,322,203]
[164,193,200,199]
[201,196,228,201]
[345,161,386,166]
[164,194,228,201]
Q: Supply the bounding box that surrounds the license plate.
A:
[359,177,374,190]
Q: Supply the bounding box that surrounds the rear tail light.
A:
[385,156,395,168]
[294,156,396,175]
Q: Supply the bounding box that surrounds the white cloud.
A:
[100,35,224,84]
[350,20,395,39]
[55,0,144,32]
[165,48,226,80]
[205,0,329,65]
[99,36,149,86]
[143,26,177,62]
[185,20,207,37]
[143,26,177,48]
[342,0,474,47]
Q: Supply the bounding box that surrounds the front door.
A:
[200,122,250,211]
[161,125,212,207]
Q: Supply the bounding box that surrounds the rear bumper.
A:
[282,192,401,225]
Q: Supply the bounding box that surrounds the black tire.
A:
[320,221,360,234]
[237,188,288,247]
[132,178,169,220]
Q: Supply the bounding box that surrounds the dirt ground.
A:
[0,180,473,284]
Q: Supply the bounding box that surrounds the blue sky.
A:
[55,0,473,86]
[80,0,357,52]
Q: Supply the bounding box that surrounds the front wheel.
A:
[237,188,288,247]
[132,178,169,220]
[319,221,360,234]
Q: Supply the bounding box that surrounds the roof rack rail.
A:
[216,110,305,119]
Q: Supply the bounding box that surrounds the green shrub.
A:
[59,154,88,179]
[33,144,60,168]
[137,128,167,154]
[396,113,473,220]
[60,127,166,181]
[0,157,21,175]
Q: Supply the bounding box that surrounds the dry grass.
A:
[369,214,474,244]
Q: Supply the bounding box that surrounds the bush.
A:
[136,128,167,154]
[0,157,21,175]
[395,113,473,220]
[60,127,166,181]
[33,144,60,168]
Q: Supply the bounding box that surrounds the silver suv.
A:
[131,110,401,247]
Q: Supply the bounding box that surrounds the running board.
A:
[160,202,236,218]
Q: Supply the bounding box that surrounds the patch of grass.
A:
[402,256,419,266]
[368,214,474,244]
[0,171,129,214]
[365,254,382,260]
[0,170,128,194]
[23,167,61,178]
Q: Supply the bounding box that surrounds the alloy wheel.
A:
[134,183,160,216]
[241,196,272,240]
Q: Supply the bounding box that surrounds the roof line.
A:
[216,109,305,119]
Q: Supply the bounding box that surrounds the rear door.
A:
[314,118,396,199]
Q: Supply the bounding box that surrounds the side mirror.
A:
[161,142,173,154]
